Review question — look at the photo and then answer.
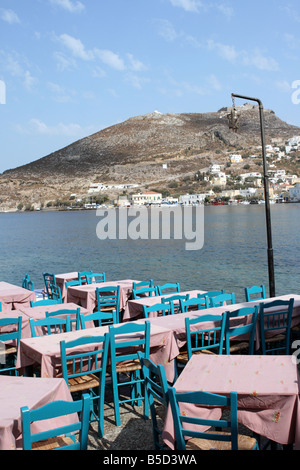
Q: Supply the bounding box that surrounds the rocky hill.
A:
[1,104,300,210]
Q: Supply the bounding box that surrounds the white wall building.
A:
[289,183,300,201]
[209,164,221,174]
[229,154,242,163]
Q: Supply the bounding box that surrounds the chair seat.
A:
[0,345,17,356]
[177,349,216,363]
[68,373,99,392]
[116,358,141,373]
[228,341,250,353]
[265,334,286,344]
[186,430,258,451]
[31,435,75,450]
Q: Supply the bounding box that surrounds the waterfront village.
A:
[80,135,300,209]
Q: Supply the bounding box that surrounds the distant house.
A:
[289,183,300,201]
[229,154,242,163]
[209,164,221,174]
[130,191,162,205]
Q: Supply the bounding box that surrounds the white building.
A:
[180,192,213,205]
[229,154,242,163]
[209,164,221,174]
[289,183,300,201]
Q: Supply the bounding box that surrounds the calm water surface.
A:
[0,204,299,303]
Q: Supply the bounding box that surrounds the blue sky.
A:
[1,0,300,173]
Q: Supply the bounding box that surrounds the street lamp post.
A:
[228,93,276,298]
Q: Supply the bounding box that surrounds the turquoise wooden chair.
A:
[168,387,259,450]
[0,302,2,312]
[65,280,81,288]
[161,294,190,314]
[43,272,57,298]
[108,321,151,426]
[22,274,34,291]
[176,313,227,375]
[203,289,225,302]
[60,333,110,437]
[224,306,259,355]
[156,282,180,296]
[133,280,154,291]
[138,352,170,450]
[46,308,81,330]
[0,316,22,375]
[210,292,235,308]
[79,310,117,328]
[30,298,63,307]
[29,316,71,337]
[86,272,106,284]
[95,285,120,324]
[132,286,158,299]
[21,393,91,450]
[78,271,93,285]
[245,285,266,302]
[259,298,294,355]
[179,295,209,313]
[143,302,174,318]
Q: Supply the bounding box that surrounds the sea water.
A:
[0,203,299,303]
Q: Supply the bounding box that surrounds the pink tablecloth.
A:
[66,279,140,313]
[17,322,179,382]
[55,272,79,302]
[0,282,36,312]
[162,354,300,449]
[0,375,75,450]
[17,302,92,338]
[123,290,207,321]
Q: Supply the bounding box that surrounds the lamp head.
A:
[227,106,240,132]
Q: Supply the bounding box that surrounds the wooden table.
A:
[123,289,207,321]
[0,375,75,450]
[67,279,141,313]
[17,322,179,382]
[162,354,300,450]
[0,282,36,312]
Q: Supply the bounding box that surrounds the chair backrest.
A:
[79,311,117,328]
[157,283,180,296]
[185,313,227,359]
[78,271,93,285]
[46,308,81,330]
[95,285,120,323]
[210,292,235,308]
[133,280,154,291]
[179,294,209,313]
[259,298,294,355]
[245,285,266,302]
[204,289,225,299]
[0,317,22,374]
[132,286,158,299]
[168,387,239,450]
[30,299,63,307]
[21,393,91,450]
[50,285,62,302]
[143,302,174,318]
[138,352,170,450]
[86,272,106,284]
[65,280,81,288]
[22,274,34,291]
[161,294,190,314]
[29,316,71,337]
[109,321,151,367]
[0,302,2,312]
[61,332,109,378]
[224,306,259,354]
[43,273,57,298]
